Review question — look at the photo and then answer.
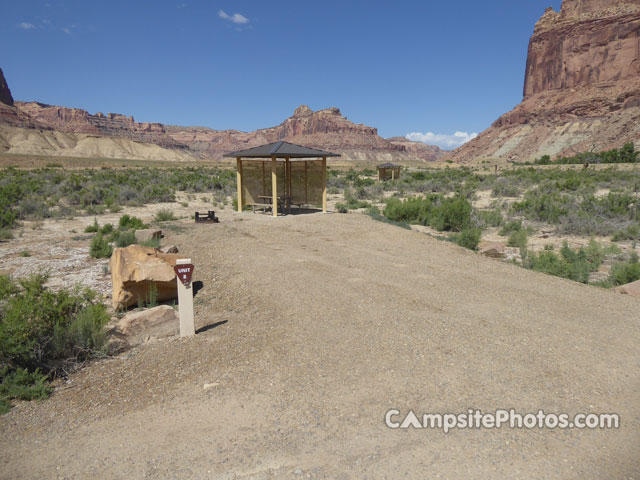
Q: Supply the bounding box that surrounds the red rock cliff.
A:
[524,0,640,97]
[0,68,14,106]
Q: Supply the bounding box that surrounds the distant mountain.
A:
[0,71,442,163]
[448,0,640,163]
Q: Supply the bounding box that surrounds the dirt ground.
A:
[1,207,639,479]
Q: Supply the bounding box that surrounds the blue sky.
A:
[2,0,562,149]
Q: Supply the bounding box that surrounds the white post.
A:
[176,258,195,337]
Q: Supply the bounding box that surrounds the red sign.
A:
[174,264,194,286]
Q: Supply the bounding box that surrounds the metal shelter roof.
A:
[224,141,340,159]
[377,162,401,168]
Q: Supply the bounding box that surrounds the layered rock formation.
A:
[166,105,443,162]
[1,65,440,163]
[449,0,640,163]
[17,101,189,150]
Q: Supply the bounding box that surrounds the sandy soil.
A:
[1,208,639,479]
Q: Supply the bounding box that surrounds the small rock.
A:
[116,305,179,346]
[161,245,179,254]
[479,242,506,258]
[203,382,219,390]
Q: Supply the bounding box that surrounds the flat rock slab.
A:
[116,305,179,345]
[614,278,640,297]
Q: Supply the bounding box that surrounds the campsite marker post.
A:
[174,259,195,337]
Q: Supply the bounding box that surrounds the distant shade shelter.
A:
[377,162,401,181]
[224,141,340,217]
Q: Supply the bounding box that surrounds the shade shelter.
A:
[377,163,401,181]
[224,141,340,217]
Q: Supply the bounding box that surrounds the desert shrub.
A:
[508,229,528,249]
[0,367,52,414]
[0,229,13,240]
[452,227,482,251]
[84,218,100,233]
[114,230,136,248]
[89,234,113,259]
[430,197,473,231]
[366,207,410,230]
[524,242,604,284]
[118,214,147,231]
[477,209,503,228]
[154,209,176,222]
[533,143,639,165]
[98,223,114,235]
[383,195,472,232]
[612,224,640,242]
[0,274,109,412]
[335,203,348,214]
[609,253,640,286]
[499,220,523,236]
[491,178,520,197]
[138,238,161,248]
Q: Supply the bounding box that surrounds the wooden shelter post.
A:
[391,168,395,180]
[271,156,278,217]
[322,156,327,213]
[236,157,243,212]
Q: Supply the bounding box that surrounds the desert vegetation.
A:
[0,274,109,413]
[328,162,640,287]
[0,166,235,237]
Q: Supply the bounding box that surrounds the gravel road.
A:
[1,209,639,479]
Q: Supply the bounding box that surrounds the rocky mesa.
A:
[166,105,443,162]
[1,67,442,164]
[448,0,640,163]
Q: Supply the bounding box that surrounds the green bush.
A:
[114,230,136,248]
[499,220,523,236]
[609,253,640,286]
[89,234,113,259]
[98,223,114,235]
[89,234,112,258]
[0,274,109,412]
[524,242,604,284]
[508,229,528,249]
[453,228,482,251]
[477,209,503,228]
[84,218,100,233]
[118,214,147,231]
[0,367,52,414]
[154,209,177,222]
[612,224,640,242]
[383,194,472,232]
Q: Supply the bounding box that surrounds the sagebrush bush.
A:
[383,194,472,232]
[609,253,640,286]
[118,214,147,231]
[114,230,136,248]
[453,228,482,251]
[154,209,177,222]
[84,218,100,233]
[508,229,528,249]
[524,241,604,284]
[89,233,113,258]
[0,274,109,412]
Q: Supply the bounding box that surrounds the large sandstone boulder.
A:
[614,279,640,297]
[116,305,179,345]
[110,245,185,309]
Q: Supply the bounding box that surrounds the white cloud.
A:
[62,27,71,34]
[218,10,249,24]
[177,3,187,8]
[405,131,479,150]
[18,22,36,30]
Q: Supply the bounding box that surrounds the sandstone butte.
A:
[0,67,443,163]
[448,0,640,164]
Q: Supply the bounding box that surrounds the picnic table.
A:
[256,195,293,214]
